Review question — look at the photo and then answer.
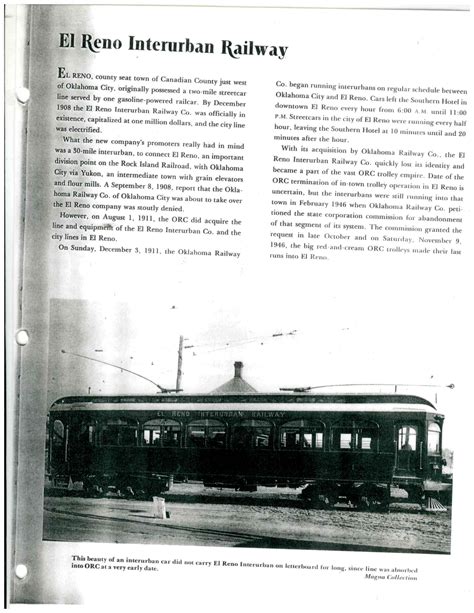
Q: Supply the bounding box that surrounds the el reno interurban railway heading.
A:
[59,33,289,60]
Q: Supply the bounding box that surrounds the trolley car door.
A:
[395,425,419,476]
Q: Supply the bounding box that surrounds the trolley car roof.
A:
[50,393,438,414]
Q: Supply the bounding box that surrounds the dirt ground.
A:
[43,482,451,554]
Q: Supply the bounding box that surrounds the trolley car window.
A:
[428,423,441,454]
[332,421,379,451]
[187,419,226,448]
[339,432,352,449]
[70,419,96,445]
[360,433,372,450]
[397,426,417,451]
[101,418,138,446]
[52,420,65,446]
[331,422,353,450]
[280,419,324,449]
[284,431,301,448]
[232,420,272,449]
[359,422,378,451]
[143,419,181,447]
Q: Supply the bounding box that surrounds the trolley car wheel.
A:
[356,490,389,512]
[120,485,136,499]
[88,484,104,498]
[367,496,389,512]
[357,495,370,511]
[301,483,338,507]
[317,494,337,509]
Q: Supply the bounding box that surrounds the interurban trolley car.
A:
[47,391,451,510]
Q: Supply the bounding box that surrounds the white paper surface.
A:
[5,3,473,609]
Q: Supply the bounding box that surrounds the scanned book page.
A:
[7,3,473,608]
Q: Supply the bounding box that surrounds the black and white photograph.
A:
[43,299,454,555]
